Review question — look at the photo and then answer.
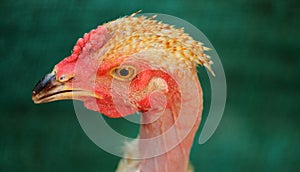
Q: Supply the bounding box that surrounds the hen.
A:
[32,12,214,172]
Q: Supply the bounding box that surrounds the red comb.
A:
[65,25,108,63]
[55,25,109,78]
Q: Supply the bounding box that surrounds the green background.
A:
[1,0,299,171]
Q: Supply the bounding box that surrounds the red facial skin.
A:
[56,51,177,119]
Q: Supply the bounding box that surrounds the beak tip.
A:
[32,72,57,104]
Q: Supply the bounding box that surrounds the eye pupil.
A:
[119,69,129,76]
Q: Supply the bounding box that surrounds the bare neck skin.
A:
[138,73,203,172]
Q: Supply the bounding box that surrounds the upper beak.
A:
[32,71,73,104]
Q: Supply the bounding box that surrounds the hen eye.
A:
[112,66,136,81]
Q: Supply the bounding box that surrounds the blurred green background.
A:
[1,0,299,171]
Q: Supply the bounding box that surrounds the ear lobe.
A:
[138,91,167,114]
[147,77,168,93]
[136,77,168,113]
[140,91,167,124]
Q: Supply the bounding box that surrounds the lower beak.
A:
[32,72,74,104]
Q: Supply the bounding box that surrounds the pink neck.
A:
[137,74,203,172]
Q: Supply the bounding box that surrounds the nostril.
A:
[59,76,66,82]
[58,74,74,82]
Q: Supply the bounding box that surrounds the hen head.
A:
[32,14,213,118]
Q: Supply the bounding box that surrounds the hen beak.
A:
[32,71,75,104]
[32,71,102,104]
